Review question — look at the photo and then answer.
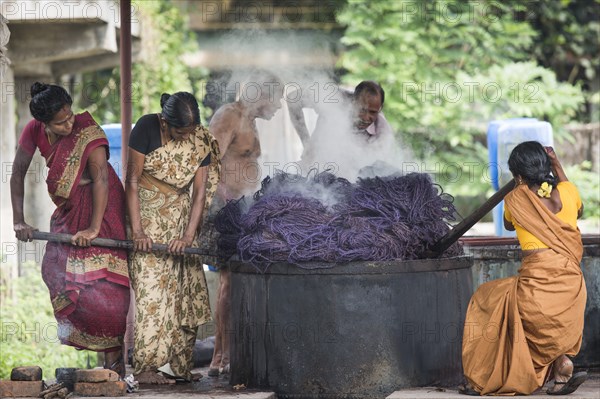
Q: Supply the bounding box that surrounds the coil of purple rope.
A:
[214,171,463,271]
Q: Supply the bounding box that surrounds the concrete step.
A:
[112,393,276,399]
[113,392,277,399]
[387,378,600,398]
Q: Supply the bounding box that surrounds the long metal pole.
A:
[426,179,516,258]
[118,0,134,368]
[31,231,210,256]
[120,0,132,175]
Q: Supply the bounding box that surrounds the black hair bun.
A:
[30,82,49,97]
[160,93,171,108]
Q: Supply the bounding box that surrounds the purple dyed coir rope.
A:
[215,171,463,271]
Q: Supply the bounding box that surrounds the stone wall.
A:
[1,14,17,271]
[563,123,600,173]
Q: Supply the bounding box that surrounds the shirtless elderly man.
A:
[203,70,284,377]
[289,80,396,180]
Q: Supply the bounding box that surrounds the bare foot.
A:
[104,350,125,378]
[190,371,203,381]
[171,371,203,382]
[547,355,573,394]
[209,351,222,372]
[158,371,202,383]
[554,355,573,380]
[458,383,479,396]
[135,371,176,385]
[208,351,223,377]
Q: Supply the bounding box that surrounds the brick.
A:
[0,380,43,397]
[74,381,127,397]
[75,368,119,383]
[10,366,42,381]
[55,367,77,391]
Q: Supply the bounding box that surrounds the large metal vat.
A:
[229,256,473,398]
[576,244,600,367]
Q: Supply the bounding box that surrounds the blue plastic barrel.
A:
[486,118,537,190]
[101,123,134,179]
[487,119,553,236]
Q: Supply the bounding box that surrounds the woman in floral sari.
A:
[460,141,587,396]
[10,82,130,375]
[126,92,220,384]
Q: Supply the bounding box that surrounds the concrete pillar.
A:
[1,15,18,279]
[0,69,17,265]
[14,77,54,271]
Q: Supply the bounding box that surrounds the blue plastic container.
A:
[101,123,134,179]
[487,119,553,236]
[486,118,537,190]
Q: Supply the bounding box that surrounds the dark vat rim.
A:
[229,255,472,275]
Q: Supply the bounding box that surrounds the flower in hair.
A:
[537,182,552,198]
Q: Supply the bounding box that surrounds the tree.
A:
[78,0,198,124]
[337,0,585,197]
[527,0,600,122]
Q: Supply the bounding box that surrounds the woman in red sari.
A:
[10,82,130,376]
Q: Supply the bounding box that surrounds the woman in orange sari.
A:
[461,141,587,396]
[10,82,130,375]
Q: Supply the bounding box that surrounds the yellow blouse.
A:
[504,181,582,250]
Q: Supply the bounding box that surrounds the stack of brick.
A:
[55,368,77,392]
[39,382,70,398]
[73,369,126,397]
[0,366,43,397]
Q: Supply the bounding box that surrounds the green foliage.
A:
[78,0,198,124]
[129,0,197,119]
[453,62,584,147]
[565,162,600,220]
[0,263,91,379]
[337,0,586,198]
[529,0,600,84]
[525,0,600,123]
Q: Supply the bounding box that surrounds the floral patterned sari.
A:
[129,123,220,380]
[42,112,129,352]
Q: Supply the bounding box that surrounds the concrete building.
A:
[176,0,346,175]
[0,1,140,273]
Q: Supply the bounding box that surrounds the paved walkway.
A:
[70,367,599,398]
[387,373,600,398]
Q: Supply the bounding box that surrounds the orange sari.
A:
[461,184,586,395]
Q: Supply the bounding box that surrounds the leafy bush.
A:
[0,262,91,380]
[565,162,600,220]
[77,0,198,124]
[336,1,586,200]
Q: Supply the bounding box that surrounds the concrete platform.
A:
[54,366,600,398]
[64,366,276,398]
[127,393,275,399]
[387,371,600,398]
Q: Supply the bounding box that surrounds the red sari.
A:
[21,112,130,352]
